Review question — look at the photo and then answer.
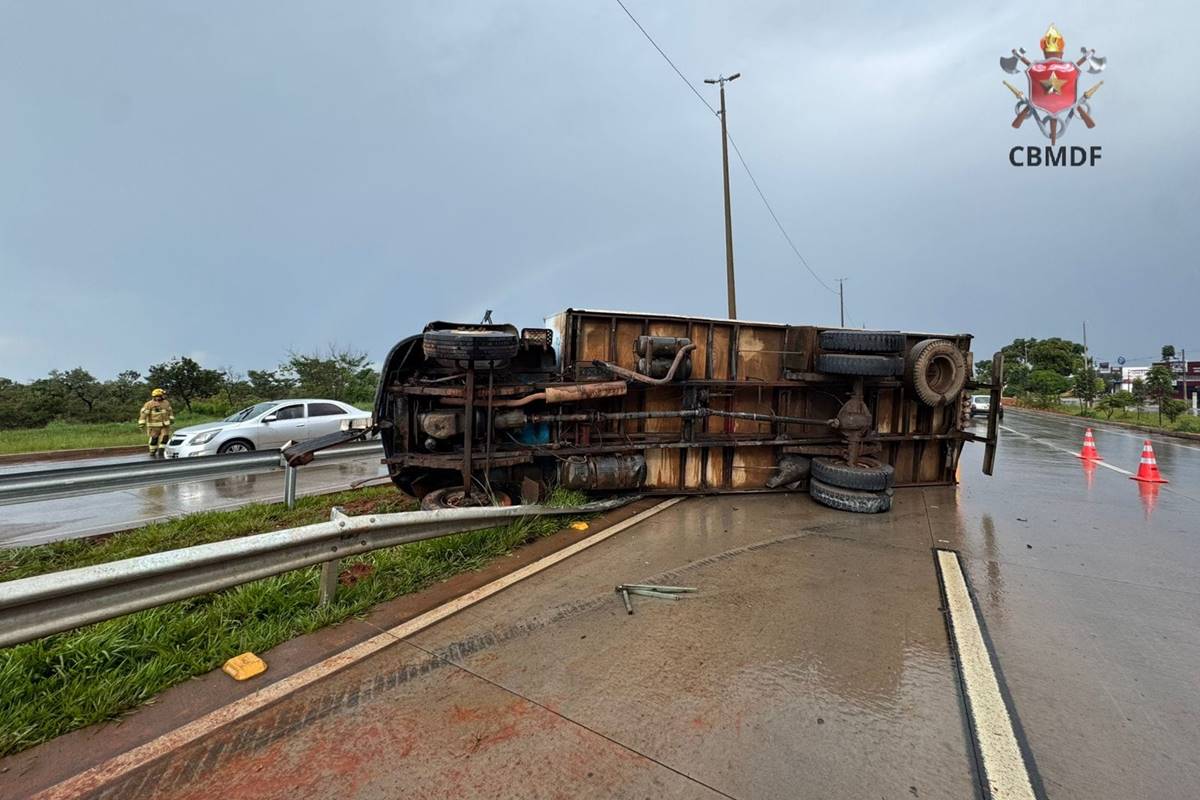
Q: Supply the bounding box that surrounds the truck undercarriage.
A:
[359,309,1002,514]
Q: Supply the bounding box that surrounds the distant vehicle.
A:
[164,399,372,457]
[970,394,1002,420]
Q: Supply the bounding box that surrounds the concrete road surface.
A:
[0,452,389,547]
[12,407,1197,799]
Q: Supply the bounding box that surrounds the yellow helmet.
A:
[151,388,166,397]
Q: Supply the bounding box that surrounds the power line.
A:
[612,0,839,296]
[725,132,838,294]
[614,0,717,116]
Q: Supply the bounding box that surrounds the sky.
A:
[2,1,1198,381]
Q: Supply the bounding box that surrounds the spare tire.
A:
[816,353,904,377]
[812,458,894,491]
[819,330,905,353]
[908,339,967,406]
[809,479,893,514]
[423,328,519,366]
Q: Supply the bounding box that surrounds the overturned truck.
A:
[364,309,1001,514]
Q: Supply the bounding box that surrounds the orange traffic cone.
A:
[1130,440,1169,483]
[1076,428,1103,461]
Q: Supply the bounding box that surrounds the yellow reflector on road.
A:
[222,652,267,681]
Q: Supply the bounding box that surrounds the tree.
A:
[1028,369,1070,408]
[218,367,252,409]
[247,369,296,400]
[282,347,377,402]
[1097,390,1133,420]
[1144,365,1176,426]
[109,370,145,406]
[0,377,56,429]
[1131,378,1147,418]
[1072,365,1102,411]
[47,368,102,414]
[974,359,992,384]
[1162,398,1187,423]
[1162,344,1176,362]
[148,357,222,412]
[1004,362,1031,396]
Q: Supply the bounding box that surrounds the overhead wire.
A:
[613,0,840,296]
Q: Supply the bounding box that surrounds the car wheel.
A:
[218,439,255,454]
[907,338,967,407]
[420,487,513,511]
[819,330,905,353]
[809,478,893,514]
[816,353,904,377]
[811,457,894,491]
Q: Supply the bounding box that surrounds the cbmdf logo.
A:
[1000,23,1107,166]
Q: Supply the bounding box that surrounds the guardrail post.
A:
[283,465,298,509]
[318,559,340,606]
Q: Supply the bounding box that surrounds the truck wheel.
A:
[811,458,894,491]
[423,328,519,367]
[420,487,513,510]
[816,353,904,377]
[809,478,893,514]
[819,330,905,353]
[908,339,967,406]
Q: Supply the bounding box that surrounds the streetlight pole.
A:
[705,72,740,319]
[836,278,847,326]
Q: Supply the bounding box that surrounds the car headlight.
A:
[190,429,222,445]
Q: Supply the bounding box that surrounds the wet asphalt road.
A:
[13,408,1195,799]
[0,451,389,547]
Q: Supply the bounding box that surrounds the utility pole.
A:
[704,72,740,319]
[835,278,847,327]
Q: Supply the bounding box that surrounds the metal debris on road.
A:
[620,588,633,614]
[615,583,698,613]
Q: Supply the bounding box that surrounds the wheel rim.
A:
[426,488,512,509]
[226,443,248,453]
[925,355,956,395]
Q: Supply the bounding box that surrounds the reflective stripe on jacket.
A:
[138,400,175,427]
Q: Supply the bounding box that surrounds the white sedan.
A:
[164,399,372,457]
[969,394,1003,420]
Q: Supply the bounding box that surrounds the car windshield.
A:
[972,395,989,404]
[223,402,278,422]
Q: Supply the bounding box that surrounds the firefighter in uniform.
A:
[138,388,175,457]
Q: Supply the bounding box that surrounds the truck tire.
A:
[819,330,905,353]
[908,339,967,406]
[423,328,519,366]
[809,478,893,514]
[811,457,894,491]
[816,353,904,377]
[420,487,513,510]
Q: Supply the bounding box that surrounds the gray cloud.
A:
[2,1,1197,380]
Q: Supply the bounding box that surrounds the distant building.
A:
[1120,366,1150,392]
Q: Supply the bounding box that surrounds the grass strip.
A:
[0,486,588,755]
[0,413,219,455]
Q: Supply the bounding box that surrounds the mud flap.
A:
[982,351,1003,476]
[282,428,372,467]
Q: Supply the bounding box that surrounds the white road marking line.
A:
[937,550,1036,800]
[999,425,1133,475]
[33,497,686,800]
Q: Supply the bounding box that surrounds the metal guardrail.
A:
[0,498,629,647]
[0,443,384,506]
